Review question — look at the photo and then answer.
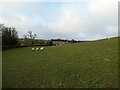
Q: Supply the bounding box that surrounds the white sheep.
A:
[40,47,44,51]
[59,44,62,46]
[32,48,35,51]
[36,47,39,51]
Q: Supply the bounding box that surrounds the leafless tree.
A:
[24,31,37,46]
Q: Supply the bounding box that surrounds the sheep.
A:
[32,48,35,51]
[40,47,44,51]
[56,44,58,46]
[59,44,62,46]
[36,47,39,51]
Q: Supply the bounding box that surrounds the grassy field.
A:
[0,51,2,89]
[2,37,118,88]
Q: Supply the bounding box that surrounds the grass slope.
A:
[0,51,2,89]
[3,37,118,88]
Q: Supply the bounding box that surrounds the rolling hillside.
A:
[2,37,119,88]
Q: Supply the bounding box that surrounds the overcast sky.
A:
[0,0,119,40]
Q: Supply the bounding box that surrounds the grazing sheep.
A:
[32,48,35,51]
[40,47,44,51]
[36,47,39,51]
[59,44,62,46]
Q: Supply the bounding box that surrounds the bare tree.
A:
[28,31,32,40]
[23,35,28,39]
[24,31,37,46]
[33,34,37,42]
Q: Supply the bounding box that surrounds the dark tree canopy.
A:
[1,24,18,49]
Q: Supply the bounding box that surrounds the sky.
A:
[0,0,119,40]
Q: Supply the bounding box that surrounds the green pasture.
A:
[2,37,118,88]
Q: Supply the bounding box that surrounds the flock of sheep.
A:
[31,47,44,51]
[31,42,66,51]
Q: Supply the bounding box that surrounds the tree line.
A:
[1,24,53,50]
[1,24,18,50]
[51,38,88,43]
[1,24,88,50]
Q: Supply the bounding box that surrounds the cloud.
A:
[49,3,84,34]
[0,1,119,40]
[84,0,118,40]
[90,0,118,16]
[0,0,90,3]
[0,15,31,36]
[48,0,118,40]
